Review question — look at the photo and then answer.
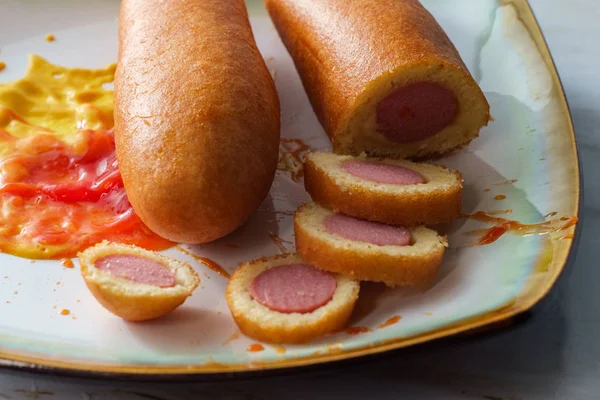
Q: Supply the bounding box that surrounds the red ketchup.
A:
[0,126,171,259]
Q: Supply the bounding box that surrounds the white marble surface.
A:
[0,0,597,398]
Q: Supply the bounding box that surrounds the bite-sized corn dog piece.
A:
[304,152,463,226]
[79,241,200,321]
[226,254,359,343]
[294,203,447,288]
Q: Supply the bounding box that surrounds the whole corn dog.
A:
[115,0,280,243]
[265,0,489,159]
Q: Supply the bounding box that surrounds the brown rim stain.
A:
[325,343,344,355]
[312,342,344,357]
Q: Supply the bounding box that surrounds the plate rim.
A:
[0,0,582,378]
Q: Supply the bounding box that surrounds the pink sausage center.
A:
[341,160,425,185]
[95,254,176,288]
[376,82,458,143]
[324,214,411,246]
[250,263,337,314]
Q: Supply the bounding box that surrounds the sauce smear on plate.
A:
[0,55,171,259]
[462,211,578,246]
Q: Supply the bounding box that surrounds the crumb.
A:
[12,291,18,295]
[5,301,10,304]
[56,281,61,285]
[76,299,80,303]
[17,282,21,286]
[3,276,8,279]
[59,309,70,316]
[29,259,35,264]
[0,62,5,72]
[52,305,57,309]
[45,34,55,42]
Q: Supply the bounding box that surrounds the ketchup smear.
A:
[0,127,172,259]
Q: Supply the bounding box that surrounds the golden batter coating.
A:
[304,152,463,226]
[294,203,447,288]
[226,254,360,343]
[115,0,280,243]
[265,0,489,159]
[79,241,200,322]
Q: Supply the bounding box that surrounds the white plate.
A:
[0,0,579,376]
